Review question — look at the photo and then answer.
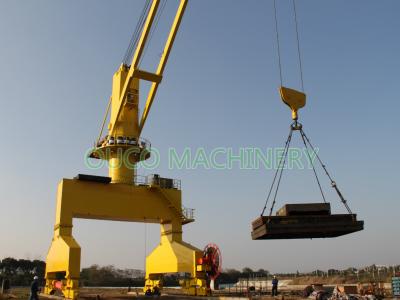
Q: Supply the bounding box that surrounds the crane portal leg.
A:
[45,232,80,299]
[145,221,210,296]
[45,182,81,299]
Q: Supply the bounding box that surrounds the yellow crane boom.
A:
[108,0,187,138]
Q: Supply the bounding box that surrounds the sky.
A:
[0,0,399,274]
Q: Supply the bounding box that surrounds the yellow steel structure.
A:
[44,0,211,298]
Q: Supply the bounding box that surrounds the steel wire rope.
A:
[96,96,112,146]
[144,221,147,272]
[268,131,293,217]
[123,0,152,65]
[261,127,293,216]
[273,0,283,86]
[123,0,150,64]
[138,0,167,68]
[292,0,304,91]
[299,127,327,203]
[273,0,305,90]
[300,128,353,214]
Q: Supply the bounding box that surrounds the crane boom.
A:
[108,0,188,138]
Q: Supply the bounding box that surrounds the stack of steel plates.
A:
[251,203,364,240]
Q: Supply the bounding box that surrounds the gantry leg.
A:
[45,182,81,299]
[144,220,210,296]
[45,235,80,299]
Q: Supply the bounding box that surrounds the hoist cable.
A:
[299,129,327,203]
[123,0,150,65]
[261,127,293,216]
[123,0,151,65]
[273,0,305,91]
[96,96,112,146]
[144,221,147,272]
[139,0,167,68]
[123,4,144,64]
[292,0,304,91]
[300,129,353,214]
[273,0,283,86]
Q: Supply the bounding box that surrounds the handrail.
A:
[95,135,151,151]
[133,175,194,221]
[133,174,181,190]
[182,206,194,220]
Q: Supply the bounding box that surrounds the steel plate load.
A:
[251,204,364,240]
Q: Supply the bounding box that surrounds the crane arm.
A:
[108,0,188,138]
[139,0,187,136]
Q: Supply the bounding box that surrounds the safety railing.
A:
[182,206,194,220]
[133,174,181,190]
[133,175,193,221]
[95,135,151,152]
[133,175,148,186]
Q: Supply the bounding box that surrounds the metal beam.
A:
[139,0,188,135]
[134,69,163,83]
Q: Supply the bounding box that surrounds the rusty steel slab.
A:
[251,214,364,240]
[276,203,331,216]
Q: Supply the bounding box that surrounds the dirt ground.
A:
[0,286,394,300]
[1,287,306,300]
[0,287,30,300]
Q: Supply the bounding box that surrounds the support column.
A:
[45,182,81,299]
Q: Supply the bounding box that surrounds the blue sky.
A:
[0,0,399,273]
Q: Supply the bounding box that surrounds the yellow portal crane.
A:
[44,1,212,298]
